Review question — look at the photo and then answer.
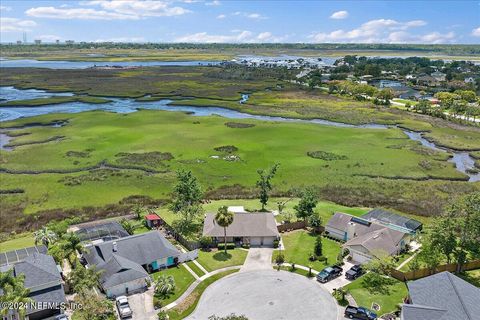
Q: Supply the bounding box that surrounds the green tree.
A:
[215,206,234,253]
[34,226,57,247]
[447,192,480,272]
[120,218,136,235]
[72,289,115,320]
[133,204,144,220]
[154,275,176,297]
[49,232,83,265]
[256,163,280,210]
[294,187,318,221]
[68,263,101,293]
[428,218,456,264]
[170,169,203,213]
[418,241,442,274]
[314,235,323,257]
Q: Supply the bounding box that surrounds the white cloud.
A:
[1,17,37,32]
[205,0,220,6]
[26,1,190,20]
[330,10,348,20]
[472,27,480,37]
[0,6,12,12]
[230,11,267,20]
[174,30,285,43]
[94,36,146,42]
[216,14,226,19]
[419,31,455,44]
[308,18,449,44]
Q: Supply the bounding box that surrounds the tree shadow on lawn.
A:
[213,251,233,262]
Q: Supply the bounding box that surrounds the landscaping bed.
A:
[152,264,196,307]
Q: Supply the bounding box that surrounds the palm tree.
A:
[215,206,234,254]
[34,226,57,247]
[61,232,83,264]
[120,218,136,235]
[0,271,33,319]
[154,275,176,296]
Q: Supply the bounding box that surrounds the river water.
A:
[0,59,220,69]
[0,86,478,181]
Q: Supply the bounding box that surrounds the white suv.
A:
[115,296,133,319]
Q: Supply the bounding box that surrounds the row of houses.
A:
[325,208,422,263]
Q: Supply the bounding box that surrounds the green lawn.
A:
[186,260,206,277]
[344,277,408,315]
[166,269,239,320]
[197,249,248,272]
[0,234,35,253]
[459,269,480,288]
[151,264,196,306]
[273,230,342,271]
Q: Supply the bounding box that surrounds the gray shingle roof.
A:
[362,209,422,232]
[343,227,407,256]
[2,253,65,315]
[84,231,180,267]
[203,212,280,238]
[98,254,149,289]
[403,272,480,320]
[14,253,62,289]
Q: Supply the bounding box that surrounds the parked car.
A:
[345,264,363,280]
[116,296,133,319]
[344,305,377,319]
[316,265,343,283]
[54,315,68,320]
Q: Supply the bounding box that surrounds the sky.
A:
[1,0,479,44]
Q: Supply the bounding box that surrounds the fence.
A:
[178,249,199,263]
[390,259,480,281]
[277,220,309,233]
[152,212,201,250]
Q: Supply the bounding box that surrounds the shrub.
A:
[273,239,280,248]
[199,236,213,250]
[217,242,236,250]
[158,310,169,319]
[317,256,327,262]
[275,253,285,265]
[309,253,317,261]
[153,296,162,309]
[241,243,250,249]
[314,236,323,256]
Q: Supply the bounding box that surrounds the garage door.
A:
[250,237,262,246]
[351,251,371,264]
[262,237,274,246]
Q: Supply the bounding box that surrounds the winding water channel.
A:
[0,59,220,69]
[0,86,479,182]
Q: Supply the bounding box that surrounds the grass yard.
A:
[344,277,408,315]
[186,260,206,277]
[197,249,248,272]
[273,230,342,271]
[151,264,196,306]
[166,269,239,320]
[459,269,480,288]
[0,234,35,253]
[278,265,315,278]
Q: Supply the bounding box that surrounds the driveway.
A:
[322,260,356,293]
[186,269,338,320]
[241,247,273,271]
[127,288,157,320]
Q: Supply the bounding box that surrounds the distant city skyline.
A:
[1,0,479,44]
